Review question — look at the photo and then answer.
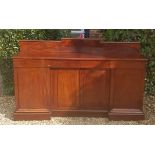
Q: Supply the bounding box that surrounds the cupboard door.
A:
[80,69,110,109]
[17,68,49,110]
[50,70,79,109]
[111,69,145,109]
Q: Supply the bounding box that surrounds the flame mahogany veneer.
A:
[13,38,147,121]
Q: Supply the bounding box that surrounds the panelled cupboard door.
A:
[16,68,49,110]
[50,69,110,110]
[50,70,80,109]
[111,69,145,109]
[80,69,110,110]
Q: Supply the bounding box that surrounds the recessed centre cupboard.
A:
[13,38,147,121]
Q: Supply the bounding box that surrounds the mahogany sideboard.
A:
[13,38,147,121]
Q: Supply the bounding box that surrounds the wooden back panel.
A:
[18,38,141,57]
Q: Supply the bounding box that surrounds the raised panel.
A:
[53,70,80,109]
[17,68,49,109]
[112,69,145,109]
[80,69,109,109]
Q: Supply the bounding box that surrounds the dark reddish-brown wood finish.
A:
[13,38,147,121]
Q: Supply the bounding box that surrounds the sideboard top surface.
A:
[13,38,147,61]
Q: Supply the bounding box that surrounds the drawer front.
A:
[47,60,109,69]
[13,59,146,69]
[13,59,46,68]
[13,59,110,69]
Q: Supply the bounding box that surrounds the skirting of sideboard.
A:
[13,109,144,121]
[108,109,144,121]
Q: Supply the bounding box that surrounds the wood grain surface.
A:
[13,38,147,121]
